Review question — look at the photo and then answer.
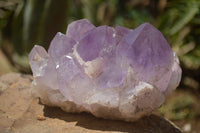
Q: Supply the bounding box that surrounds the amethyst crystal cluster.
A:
[29,19,181,121]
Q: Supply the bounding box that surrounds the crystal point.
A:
[48,32,76,63]
[66,19,95,41]
[123,23,174,91]
[29,20,182,121]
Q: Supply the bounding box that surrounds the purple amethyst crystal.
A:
[29,19,182,121]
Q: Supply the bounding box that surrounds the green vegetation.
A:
[158,91,198,120]
[0,0,200,91]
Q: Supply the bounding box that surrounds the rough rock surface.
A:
[0,73,182,133]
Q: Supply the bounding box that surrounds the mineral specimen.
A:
[29,19,182,121]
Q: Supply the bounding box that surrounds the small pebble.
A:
[37,115,46,121]
[183,123,191,132]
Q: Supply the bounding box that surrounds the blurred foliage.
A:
[158,90,200,120]
[0,0,200,91]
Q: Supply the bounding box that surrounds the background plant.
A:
[0,0,200,92]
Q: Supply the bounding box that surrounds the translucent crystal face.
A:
[29,19,182,121]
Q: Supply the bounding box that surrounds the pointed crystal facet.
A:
[77,26,107,61]
[29,45,49,77]
[66,19,95,41]
[118,23,173,91]
[115,25,132,44]
[29,45,59,90]
[48,32,76,63]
